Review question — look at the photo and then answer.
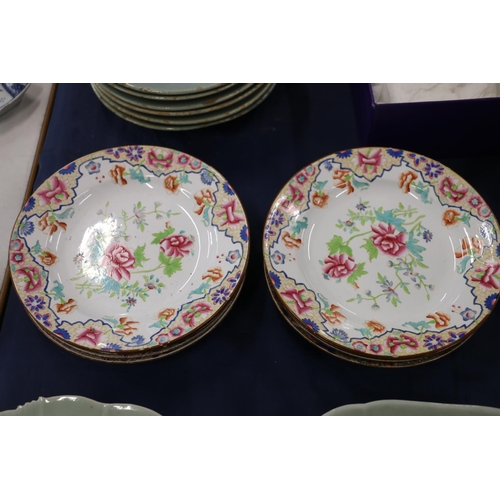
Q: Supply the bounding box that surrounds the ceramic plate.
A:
[10,146,249,358]
[92,83,273,126]
[263,147,500,362]
[324,399,500,416]
[0,83,30,117]
[101,83,254,112]
[120,83,225,96]
[0,395,159,416]
[93,84,275,131]
[111,83,236,101]
[265,269,468,368]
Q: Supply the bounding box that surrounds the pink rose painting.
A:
[37,177,69,205]
[16,266,43,293]
[323,253,357,278]
[371,223,407,257]
[439,176,468,203]
[160,234,193,258]
[75,327,102,346]
[281,288,313,315]
[147,148,173,169]
[217,199,245,226]
[355,148,383,173]
[472,260,500,290]
[102,242,136,281]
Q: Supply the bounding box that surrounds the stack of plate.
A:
[91,83,275,131]
[10,146,249,363]
[263,147,500,367]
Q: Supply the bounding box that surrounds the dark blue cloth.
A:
[1,83,500,415]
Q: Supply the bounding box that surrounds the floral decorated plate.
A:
[263,147,499,363]
[0,83,30,117]
[0,395,160,416]
[10,146,249,360]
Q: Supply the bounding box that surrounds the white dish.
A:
[10,146,249,358]
[0,83,30,117]
[0,395,160,416]
[324,399,500,416]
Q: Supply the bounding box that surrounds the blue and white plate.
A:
[0,83,30,117]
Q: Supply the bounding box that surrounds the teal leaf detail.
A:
[360,238,378,262]
[355,327,372,338]
[313,181,328,192]
[202,206,211,227]
[351,177,369,190]
[406,232,426,261]
[50,280,65,301]
[102,316,119,326]
[402,320,431,331]
[179,172,191,184]
[290,217,308,235]
[101,277,121,295]
[188,283,211,298]
[374,209,406,232]
[457,255,471,274]
[151,226,175,245]
[414,182,431,204]
[346,262,368,285]
[317,293,330,309]
[129,168,151,184]
[31,240,42,255]
[57,208,75,219]
[326,235,353,257]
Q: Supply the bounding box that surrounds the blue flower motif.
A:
[35,312,51,328]
[485,293,498,310]
[24,295,46,312]
[101,343,122,351]
[387,148,403,158]
[125,146,144,161]
[423,333,445,350]
[131,335,145,345]
[269,271,281,289]
[460,307,477,321]
[211,287,230,305]
[303,318,319,332]
[226,249,241,264]
[85,161,101,175]
[106,147,125,159]
[54,328,70,340]
[18,220,34,237]
[408,153,426,166]
[328,328,348,342]
[223,182,234,195]
[270,210,285,227]
[229,271,242,289]
[59,162,77,175]
[422,229,433,242]
[240,225,248,242]
[423,162,444,179]
[264,224,276,241]
[319,158,335,171]
[23,197,35,212]
[271,250,285,265]
[356,202,367,212]
[448,331,466,344]
[200,169,213,185]
[336,150,352,159]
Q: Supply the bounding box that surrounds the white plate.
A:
[10,146,249,357]
[0,83,30,117]
[0,395,159,416]
[263,147,500,362]
[324,399,500,416]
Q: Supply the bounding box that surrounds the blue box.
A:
[350,83,500,158]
